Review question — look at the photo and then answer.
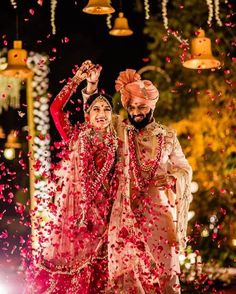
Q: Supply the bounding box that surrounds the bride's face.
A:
[88,99,112,130]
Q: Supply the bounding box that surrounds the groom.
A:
[80,61,192,294]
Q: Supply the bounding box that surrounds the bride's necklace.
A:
[80,129,117,199]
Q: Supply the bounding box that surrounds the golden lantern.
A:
[183,29,221,69]
[0,40,33,78]
[5,130,21,149]
[0,39,35,211]
[4,130,21,160]
[0,126,6,139]
[109,12,133,36]
[83,0,115,15]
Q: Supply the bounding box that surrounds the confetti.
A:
[29,9,35,16]
[17,111,26,118]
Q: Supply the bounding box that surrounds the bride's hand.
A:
[73,60,94,83]
[87,64,102,84]
[73,60,102,84]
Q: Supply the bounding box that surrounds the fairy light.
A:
[144,0,150,20]
[161,0,169,30]
[206,0,214,26]
[214,0,223,26]
[171,30,189,45]
[161,0,189,45]
[10,0,17,9]
[50,0,57,35]
[10,0,223,36]
[106,13,112,29]
[201,228,209,237]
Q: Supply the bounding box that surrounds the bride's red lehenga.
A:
[25,78,118,294]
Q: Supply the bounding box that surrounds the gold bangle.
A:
[73,76,83,84]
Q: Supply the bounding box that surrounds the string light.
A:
[13,0,223,36]
[206,0,223,26]
[171,30,189,45]
[9,0,223,37]
[214,0,223,26]
[206,0,214,26]
[161,0,189,45]
[161,0,169,30]
[10,0,17,9]
[50,0,57,34]
[144,0,150,20]
[106,14,112,29]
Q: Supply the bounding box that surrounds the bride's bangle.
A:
[73,75,83,84]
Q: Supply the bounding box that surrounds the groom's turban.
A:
[115,69,159,110]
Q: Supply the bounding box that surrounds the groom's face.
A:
[127,101,153,130]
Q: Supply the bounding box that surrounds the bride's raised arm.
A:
[81,62,102,109]
[50,60,95,141]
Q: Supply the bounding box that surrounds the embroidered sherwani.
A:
[82,91,193,294]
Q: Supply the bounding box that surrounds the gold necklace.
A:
[135,133,160,172]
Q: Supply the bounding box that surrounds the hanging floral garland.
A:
[27,52,51,212]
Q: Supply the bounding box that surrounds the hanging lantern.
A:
[5,130,21,149]
[0,40,33,79]
[109,12,133,36]
[4,130,21,160]
[183,29,220,69]
[0,126,6,139]
[83,0,115,15]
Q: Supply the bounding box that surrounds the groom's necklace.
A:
[128,128,164,191]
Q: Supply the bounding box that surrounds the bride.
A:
[25,61,118,294]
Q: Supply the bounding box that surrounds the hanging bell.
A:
[109,12,133,36]
[183,29,220,69]
[83,0,115,15]
[5,130,21,149]
[0,40,33,78]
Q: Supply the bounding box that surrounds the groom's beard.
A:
[128,110,153,130]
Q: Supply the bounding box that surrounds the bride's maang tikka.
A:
[86,95,112,113]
